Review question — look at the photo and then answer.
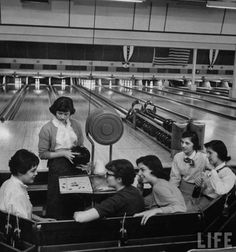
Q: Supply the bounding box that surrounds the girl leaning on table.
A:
[134,155,186,225]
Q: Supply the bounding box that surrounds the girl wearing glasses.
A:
[169,131,209,208]
[74,159,144,223]
[134,155,186,225]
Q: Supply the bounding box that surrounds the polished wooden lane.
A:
[0,84,172,172]
[0,84,16,114]
[57,85,172,168]
[97,86,236,164]
[13,86,51,121]
[1,82,235,174]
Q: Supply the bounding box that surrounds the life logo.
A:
[197,232,233,249]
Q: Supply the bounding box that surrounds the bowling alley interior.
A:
[1,0,236,251]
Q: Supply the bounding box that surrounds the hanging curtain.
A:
[123,45,134,68]
[208,49,219,69]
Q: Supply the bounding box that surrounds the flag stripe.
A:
[153,48,190,66]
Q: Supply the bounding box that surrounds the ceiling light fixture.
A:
[206,0,236,9]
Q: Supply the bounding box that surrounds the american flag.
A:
[153,48,191,66]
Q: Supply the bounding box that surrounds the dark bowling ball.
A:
[162,119,169,130]
[163,134,169,145]
[127,114,134,123]
[145,108,154,117]
[156,130,162,141]
[149,126,157,137]
[71,146,90,166]
[161,134,167,144]
[159,132,166,143]
[143,122,150,133]
[147,124,154,135]
[136,118,143,128]
[154,128,160,138]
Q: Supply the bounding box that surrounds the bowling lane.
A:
[95,85,236,164]
[157,87,236,108]
[13,85,51,121]
[103,86,214,120]
[133,86,236,119]
[0,82,171,173]
[0,83,20,113]
[93,86,187,122]
[53,85,172,167]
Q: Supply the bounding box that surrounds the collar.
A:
[215,162,226,172]
[52,117,70,128]
[11,175,28,189]
[184,150,196,159]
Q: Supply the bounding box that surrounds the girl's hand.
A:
[61,150,77,163]
[205,163,214,171]
[134,208,161,225]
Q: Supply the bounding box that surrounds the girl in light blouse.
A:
[134,155,186,225]
[194,140,236,209]
[0,149,53,222]
[38,96,84,219]
[169,131,209,208]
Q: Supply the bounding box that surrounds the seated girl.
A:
[0,149,53,222]
[169,131,209,202]
[134,155,186,225]
[194,140,236,210]
[74,159,145,223]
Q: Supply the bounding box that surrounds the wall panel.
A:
[149,2,166,31]
[133,3,150,31]
[95,1,134,30]
[222,10,236,34]
[0,0,236,49]
[70,0,95,28]
[1,0,69,26]
[165,6,224,34]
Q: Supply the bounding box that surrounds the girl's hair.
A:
[49,96,75,115]
[105,159,135,186]
[204,140,231,162]
[182,131,200,151]
[9,149,39,175]
[136,155,169,181]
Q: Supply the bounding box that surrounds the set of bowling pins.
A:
[119,79,133,87]
[35,78,40,90]
[14,77,22,89]
[80,78,96,90]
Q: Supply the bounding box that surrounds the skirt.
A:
[46,157,87,220]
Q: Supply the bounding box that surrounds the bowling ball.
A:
[71,146,90,166]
